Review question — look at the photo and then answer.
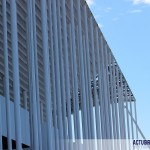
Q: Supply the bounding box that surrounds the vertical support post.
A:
[51,0,64,149]
[61,0,73,142]
[56,0,67,140]
[77,0,88,139]
[47,0,59,149]
[41,0,53,149]
[134,101,138,139]
[96,27,106,140]
[27,0,40,149]
[70,0,81,140]
[120,73,127,150]
[116,67,123,139]
[98,36,107,139]
[33,0,43,149]
[2,0,12,149]
[90,17,101,139]
[129,91,134,139]
[100,39,111,139]
[108,52,116,140]
[83,4,95,139]
[10,0,22,149]
[69,24,77,140]
[82,34,91,139]
[104,45,112,139]
[112,60,120,139]
[125,83,130,139]
[120,73,126,139]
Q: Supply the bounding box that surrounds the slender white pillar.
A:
[90,17,101,139]
[125,83,130,139]
[32,2,43,147]
[47,0,59,149]
[82,34,91,139]
[33,0,43,149]
[104,45,112,139]
[70,0,81,140]
[34,36,43,150]
[120,73,127,150]
[134,101,138,139]
[108,51,116,140]
[10,0,22,149]
[51,1,64,149]
[120,73,126,139]
[129,91,134,139]
[56,1,69,150]
[116,67,123,139]
[96,28,105,140]
[83,4,95,139]
[69,24,77,140]
[27,1,40,149]
[41,0,54,149]
[99,36,107,139]
[77,0,88,139]
[112,61,120,139]
[100,39,111,138]
[61,0,73,141]
[2,0,12,149]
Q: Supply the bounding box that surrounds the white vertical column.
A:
[120,73,126,139]
[129,91,134,139]
[116,67,123,139]
[77,0,88,139]
[134,101,138,139]
[112,60,120,139]
[101,40,111,138]
[99,36,107,139]
[56,0,67,141]
[61,0,73,142]
[41,0,53,149]
[82,34,91,139]
[120,73,127,150]
[104,45,112,139]
[83,4,95,139]
[108,52,116,140]
[27,0,40,149]
[70,0,81,140]
[51,0,64,149]
[47,0,59,149]
[69,24,77,140]
[10,0,22,149]
[2,0,12,149]
[125,83,130,139]
[96,28,105,140]
[90,17,101,139]
[124,83,131,149]
[33,0,43,149]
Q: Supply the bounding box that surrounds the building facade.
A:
[0,0,146,149]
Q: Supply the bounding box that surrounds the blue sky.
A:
[86,0,150,139]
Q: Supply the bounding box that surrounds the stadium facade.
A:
[0,0,146,149]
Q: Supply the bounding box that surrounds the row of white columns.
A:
[0,0,142,149]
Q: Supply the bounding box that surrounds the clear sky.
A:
[86,0,150,139]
